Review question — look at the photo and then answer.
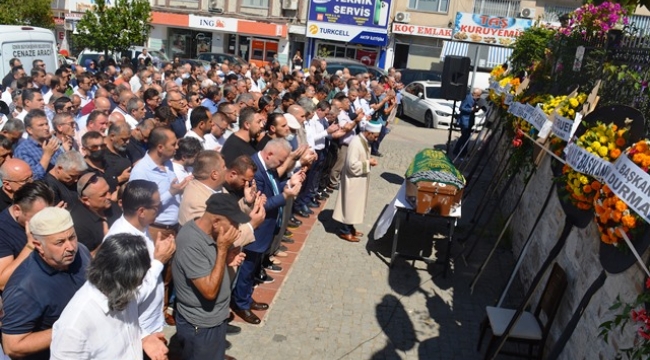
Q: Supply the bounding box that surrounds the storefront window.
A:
[317,42,378,65]
[168,28,211,59]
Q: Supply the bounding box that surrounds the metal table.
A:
[375,182,460,277]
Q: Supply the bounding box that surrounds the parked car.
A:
[399,80,485,130]
[178,58,212,71]
[197,52,247,66]
[397,69,442,86]
[368,66,386,79]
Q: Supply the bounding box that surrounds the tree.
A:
[0,0,54,29]
[72,0,152,56]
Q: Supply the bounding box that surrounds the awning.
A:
[486,46,513,68]
[440,41,469,60]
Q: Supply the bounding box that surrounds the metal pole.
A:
[470,45,479,90]
[446,99,457,154]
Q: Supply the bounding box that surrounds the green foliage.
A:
[509,25,556,77]
[0,0,54,29]
[72,0,152,55]
[600,288,650,359]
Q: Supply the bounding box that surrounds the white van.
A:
[0,25,58,76]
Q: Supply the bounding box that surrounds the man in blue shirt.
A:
[453,88,482,158]
[1,207,91,360]
[14,109,65,180]
[130,126,191,325]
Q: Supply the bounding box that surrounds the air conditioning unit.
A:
[520,7,536,19]
[395,11,411,23]
[208,0,223,13]
[282,0,298,10]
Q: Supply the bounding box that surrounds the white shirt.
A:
[130,77,142,94]
[248,77,261,93]
[204,133,226,152]
[306,113,328,151]
[124,113,139,130]
[0,90,12,108]
[338,110,355,145]
[185,108,194,132]
[43,89,53,104]
[73,88,92,108]
[184,129,206,148]
[50,282,143,360]
[15,109,27,121]
[172,161,191,182]
[104,216,165,336]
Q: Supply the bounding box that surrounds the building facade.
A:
[50,0,650,71]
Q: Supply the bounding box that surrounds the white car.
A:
[398,81,485,130]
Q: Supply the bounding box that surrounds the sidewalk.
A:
[166,121,523,359]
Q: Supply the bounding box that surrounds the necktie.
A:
[267,170,283,228]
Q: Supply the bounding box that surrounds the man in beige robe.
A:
[332,121,381,242]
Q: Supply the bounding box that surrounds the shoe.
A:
[289,216,302,226]
[274,250,288,257]
[227,312,235,323]
[352,230,364,237]
[278,244,288,251]
[284,230,293,237]
[251,301,270,311]
[225,355,237,360]
[307,200,320,208]
[281,236,294,244]
[338,234,360,242]
[287,220,300,228]
[265,263,282,273]
[316,193,328,201]
[226,340,232,350]
[255,273,275,284]
[294,209,310,218]
[164,311,176,326]
[371,152,383,157]
[298,205,314,215]
[227,324,241,335]
[234,309,261,325]
[270,256,282,265]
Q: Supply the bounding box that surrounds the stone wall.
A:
[491,122,645,359]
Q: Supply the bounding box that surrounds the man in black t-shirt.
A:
[221,107,264,167]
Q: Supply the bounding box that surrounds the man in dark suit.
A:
[231,138,304,324]
[453,88,482,158]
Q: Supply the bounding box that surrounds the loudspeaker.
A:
[441,56,470,101]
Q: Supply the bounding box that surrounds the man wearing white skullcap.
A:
[1,207,91,360]
[332,121,381,242]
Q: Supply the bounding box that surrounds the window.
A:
[425,86,442,99]
[473,0,520,18]
[241,0,268,8]
[408,0,449,13]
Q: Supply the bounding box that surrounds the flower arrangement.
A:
[562,122,629,210]
[559,1,629,38]
[594,140,649,245]
[600,277,650,359]
[548,93,589,156]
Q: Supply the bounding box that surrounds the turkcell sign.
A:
[307,0,391,46]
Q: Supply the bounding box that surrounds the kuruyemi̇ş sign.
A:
[452,12,532,46]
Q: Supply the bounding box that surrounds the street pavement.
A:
[165,117,524,359]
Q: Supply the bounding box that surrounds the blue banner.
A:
[307,0,392,45]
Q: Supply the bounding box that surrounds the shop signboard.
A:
[306,0,392,46]
[451,12,532,47]
[189,15,238,33]
[392,23,452,39]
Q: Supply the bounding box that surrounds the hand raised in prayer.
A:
[153,233,176,264]
[249,196,266,229]
[169,175,193,196]
[243,180,258,205]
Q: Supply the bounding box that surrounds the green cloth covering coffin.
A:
[405,149,466,189]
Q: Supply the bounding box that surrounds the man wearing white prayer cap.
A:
[332,120,381,242]
[1,207,91,360]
